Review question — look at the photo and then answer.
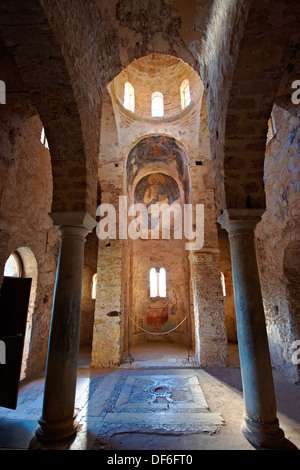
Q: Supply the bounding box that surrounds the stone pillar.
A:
[189,249,227,367]
[35,212,96,443]
[218,209,293,449]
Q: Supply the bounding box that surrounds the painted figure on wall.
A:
[134,173,181,237]
[126,135,189,190]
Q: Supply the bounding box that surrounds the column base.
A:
[241,414,298,450]
[35,413,78,443]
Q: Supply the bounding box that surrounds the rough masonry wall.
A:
[218,229,237,343]
[0,111,58,380]
[91,91,125,367]
[80,230,98,347]
[129,234,190,347]
[256,96,300,383]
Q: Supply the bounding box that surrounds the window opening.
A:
[150,267,166,298]
[221,272,226,296]
[92,273,97,299]
[40,127,49,149]
[124,82,135,112]
[266,114,276,145]
[151,91,164,117]
[4,252,22,278]
[180,79,191,109]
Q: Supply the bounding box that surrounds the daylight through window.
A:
[150,267,166,297]
[180,79,191,109]
[151,92,164,117]
[124,82,135,112]
[4,252,22,278]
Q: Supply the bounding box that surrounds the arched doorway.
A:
[2,247,38,380]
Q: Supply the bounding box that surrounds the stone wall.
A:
[256,96,300,383]
[0,111,58,381]
[129,237,190,347]
[91,90,125,367]
[80,230,98,347]
[218,229,237,344]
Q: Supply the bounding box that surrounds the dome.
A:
[109,53,203,121]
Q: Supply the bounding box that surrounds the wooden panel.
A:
[0,278,32,409]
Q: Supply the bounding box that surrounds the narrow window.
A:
[180,79,191,109]
[266,113,276,144]
[40,127,49,149]
[4,252,22,278]
[158,267,166,297]
[124,82,135,112]
[150,267,166,298]
[151,92,164,117]
[150,268,158,297]
[92,273,97,299]
[221,272,226,296]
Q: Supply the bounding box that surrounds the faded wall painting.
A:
[126,135,189,190]
[133,173,181,238]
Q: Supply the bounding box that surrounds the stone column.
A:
[189,249,227,367]
[218,209,293,449]
[35,212,97,443]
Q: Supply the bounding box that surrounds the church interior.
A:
[0,0,299,451]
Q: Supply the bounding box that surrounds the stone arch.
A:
[0,1,92,214]
[126,134,191,200]
[222,0,300,211]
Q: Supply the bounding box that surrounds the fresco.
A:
[133,173,181,236]
[139,299,177,333]
[126,135,189,188]
[145,300,169,329]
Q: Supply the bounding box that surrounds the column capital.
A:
[218,208,265,235]
[49,211,97,238]
[189,248,220,264]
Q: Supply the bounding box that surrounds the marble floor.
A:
[0,343,299,451]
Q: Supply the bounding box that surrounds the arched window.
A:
[150,267,167,298]
[180,79,191,109]
[124,82,135,112]
[151,91,164,117]
[4,252,22,278]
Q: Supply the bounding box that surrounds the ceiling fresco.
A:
[126,135,189,189]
